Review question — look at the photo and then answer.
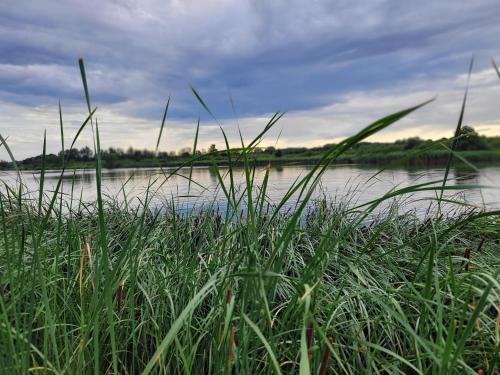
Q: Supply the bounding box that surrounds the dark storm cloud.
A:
[1,0,500,158]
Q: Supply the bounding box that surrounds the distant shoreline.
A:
[3,149,500,172]
[3,128,500,171]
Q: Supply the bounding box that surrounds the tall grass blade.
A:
[439,57,474,204]
[141,277,217,375]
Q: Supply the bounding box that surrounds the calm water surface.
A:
[2,165,500,214]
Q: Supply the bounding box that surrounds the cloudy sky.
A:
[1,0,500,159]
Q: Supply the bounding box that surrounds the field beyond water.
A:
[4,133,500,171]
[1,59,500,374]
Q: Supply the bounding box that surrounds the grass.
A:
[0,58,499,374]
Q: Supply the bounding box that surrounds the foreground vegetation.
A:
[0,59,499,374]
[1,192,499,374]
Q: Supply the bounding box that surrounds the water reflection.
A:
[1,165,499,213]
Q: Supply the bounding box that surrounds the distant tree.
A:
[126,147,135,159]
[133,149,142,160]
[321,143,335,151]
[178,147,192,158]
[80,146,93,161]
[59,148,82,161]
[403,137,423,150]
[455,126,488,151]
[274,149,283,158]
[265,146,276,154]
[0,160,11,170]
[208,144,217,154]
[142,149,154,159]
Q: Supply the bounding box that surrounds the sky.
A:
[1,0,500,159]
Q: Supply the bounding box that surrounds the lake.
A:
[2,164,500,214]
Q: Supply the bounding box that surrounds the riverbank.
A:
[1,191,499,373]
[4,148,500,171]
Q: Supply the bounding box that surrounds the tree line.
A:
[1,126,498,170]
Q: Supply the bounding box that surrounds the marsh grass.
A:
[0,59,499,374]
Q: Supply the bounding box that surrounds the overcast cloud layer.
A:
[1,0,500,159]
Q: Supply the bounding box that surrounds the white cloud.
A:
[2,67,499,160]
[1,0,500,160]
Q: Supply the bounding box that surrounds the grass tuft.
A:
[0,59,499,374]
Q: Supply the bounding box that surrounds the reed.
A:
[0,59,499,374]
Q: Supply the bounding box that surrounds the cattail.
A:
[476,238,485,253]
[306,320,314,359]
[225,288,233,304]
[115,280,125,311]
[79,243,94,293]
[79,245,85,295]
[85,243,95,290]
[471,296,480,330]
[463,247,471,272]
[477,369,483,375]
[319,336,333,375]
[227,325,236,369]
[319,200,326,211]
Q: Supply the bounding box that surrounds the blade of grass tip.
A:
[269,100,435,268]
[440,142,488,208]
[238,127,257,227]
[188,117,200,194]
[492,58,500,79]
[78,57,97,155]
[269,98,434,223]
[191,86,219,124]
[152,111,283,200]
[34,107,96,243]
[155,97,170,155]
[218,124,237,211]
[141,277,217,375]
[78,58,92,115]
[229,90,240,127]
[69,108,98,150]
[0,134,22,184]
[93,121,108,255]
[58,101,65,165]
[37,130,46,216]
[440,57,474,205]
[191,85,241,202]
[227,91,241,207]
[246,112,285,151]
[242,314,283,375]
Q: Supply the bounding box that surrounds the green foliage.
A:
[403,136,424,150]
[208,143,217,154]
[1,188,499,374]
[0,59,499,374]
[456,125,489,151]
